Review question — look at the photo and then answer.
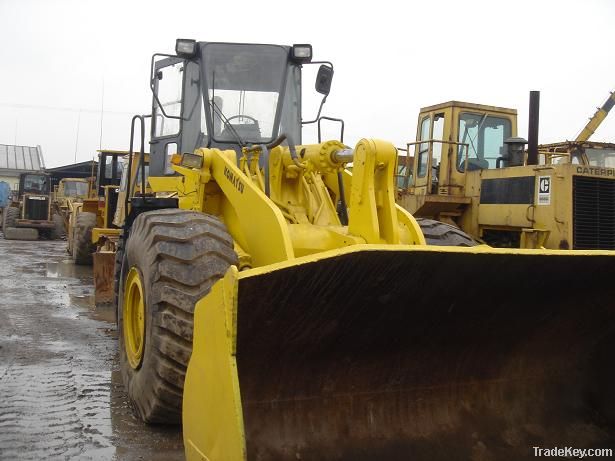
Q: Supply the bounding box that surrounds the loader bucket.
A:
[183,245,615,461]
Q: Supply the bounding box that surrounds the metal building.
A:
[46,160,97,189]
[0,144,45,191]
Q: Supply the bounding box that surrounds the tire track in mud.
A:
[0,360,110,460]
[0,243,116,460]
[0,240,183,460]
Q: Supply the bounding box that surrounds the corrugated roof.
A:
[0,144,45,171]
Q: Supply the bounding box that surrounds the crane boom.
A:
[575,90,615,142]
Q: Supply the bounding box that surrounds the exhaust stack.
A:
[527,90,540,165]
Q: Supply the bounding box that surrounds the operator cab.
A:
[19,173,50,197]
[149,41,333,177]
[96,150,125,196]
[59,179,89,198]
[540,142,615,167]
[408,101,516,196]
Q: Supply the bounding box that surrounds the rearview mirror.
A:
[315,65,333,95]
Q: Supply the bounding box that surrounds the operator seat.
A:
[220,121,263,143]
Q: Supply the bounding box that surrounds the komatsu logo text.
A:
[224,166,245,193]
[576,166,615,177]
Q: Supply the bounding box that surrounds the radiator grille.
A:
[24,196,49,221]
[573,176,615,249]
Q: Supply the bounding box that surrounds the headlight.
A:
[181,153,204,169]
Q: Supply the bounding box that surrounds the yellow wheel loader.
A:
[3,172,61,240]
[398,91,615,250]
[52,177,90,239]
[67,150,125,266]
[115,40,615,460]
[91,150,149,305]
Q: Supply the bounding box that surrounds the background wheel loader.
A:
[52,177,91,239]
[398,90,615,249]
[2,172,62,240]
[114,40,615,460]
[92,150,149,304]
[67,150,124,266]
[65,149,149,305]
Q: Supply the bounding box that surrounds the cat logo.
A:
[537,176,551,206]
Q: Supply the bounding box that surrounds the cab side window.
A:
[417,117,430,178]
[153,62,184,137]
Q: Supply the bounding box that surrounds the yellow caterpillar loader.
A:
[2,172,63,240]
[52,177,90,238]
[92,150,149,304]
[115,41,615,460]
[68,150,125,265]
[398,90,615,249]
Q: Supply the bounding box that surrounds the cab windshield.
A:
[457,112,511,171]
[202,43,289,145]
[63,181,89,197]
[23,174,49,194]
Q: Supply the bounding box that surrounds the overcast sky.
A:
[0,0,613,167]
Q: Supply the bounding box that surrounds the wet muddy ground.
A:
[0,238,184,460]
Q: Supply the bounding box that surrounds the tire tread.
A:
[416,218,477,247]
[119,209,237,423]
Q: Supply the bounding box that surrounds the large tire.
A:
[51,213,66,240]
[72,212,96,265]
[416,218,477,247]
[118,209,238,423]
[3,206,19,236]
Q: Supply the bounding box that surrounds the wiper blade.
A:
[209,71,245,147]
[210,99,246,147]
[462,114,487,160]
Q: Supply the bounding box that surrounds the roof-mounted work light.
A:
[175,39,197,58]
[291,44,313,63]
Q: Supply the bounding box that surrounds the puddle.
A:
[86,304,117,324]
[18,262,46,275]
[70,293,96,309]
[46,260,84,279]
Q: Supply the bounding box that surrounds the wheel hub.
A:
[124,267,145,369]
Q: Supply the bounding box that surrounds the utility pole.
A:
[74,109,82,163]
[99,78,105,150]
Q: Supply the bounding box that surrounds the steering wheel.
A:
[226,114,258,124]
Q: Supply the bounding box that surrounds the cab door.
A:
[412,113,445,195]
[412,115,433,195]
[150,57,185,177]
